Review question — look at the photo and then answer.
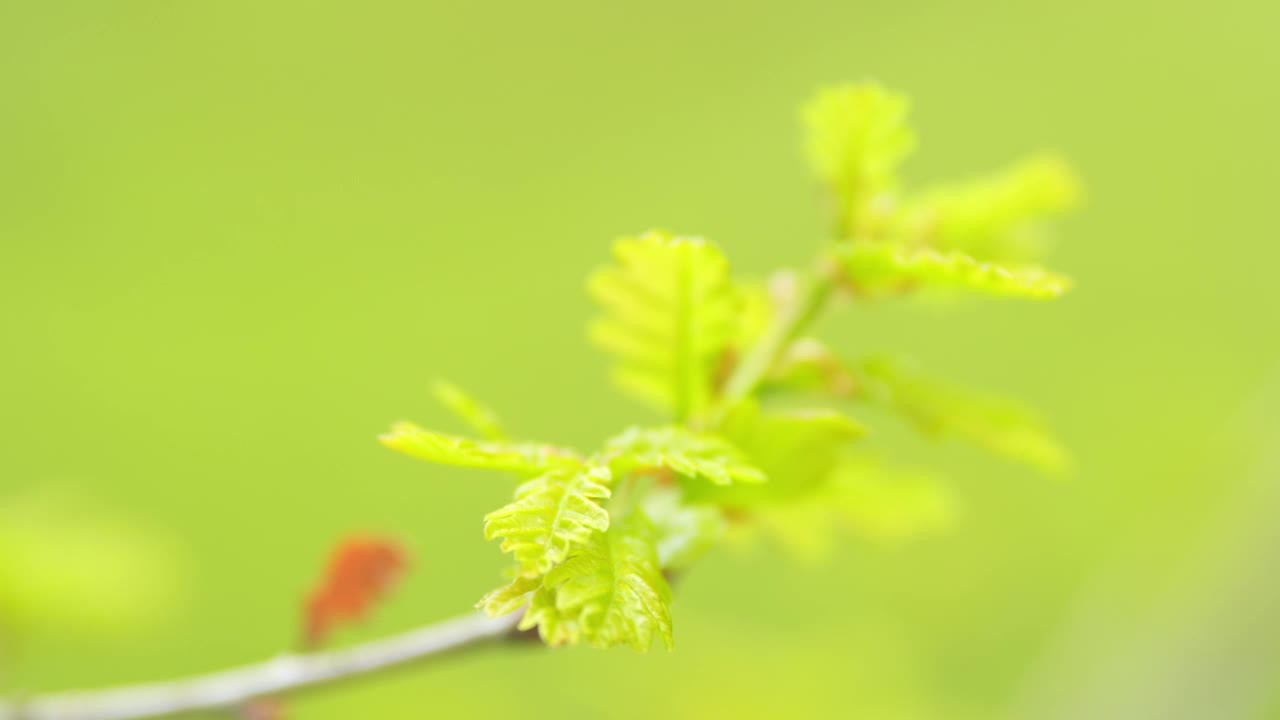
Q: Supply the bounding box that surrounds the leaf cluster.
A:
[382,83,1078,650]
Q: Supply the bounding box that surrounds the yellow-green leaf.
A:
[833,242,1071,299]
[520,509,673,651]
[380,422,580,476]
[857,357,1069,474]
[484,467,612,575]
[476,575,541,617]
[606,426,765,485]
[804,84,915,237]
[689,401,864,507]
[589,231,738,421]
[890,154,1080,264]
[432,379,507,441]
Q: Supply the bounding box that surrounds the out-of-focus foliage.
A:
[431,380,508,442]
[769,344,1068,474]
[833,243,1071,300]
[855,357,1070,474]
[0,494,180,641]
[755,456,956,556]
[804,84,915,237]
[691,401,865,506]
[887,155,1079,264]
[804,84,1078,302]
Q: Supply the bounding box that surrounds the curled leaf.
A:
[483,467,613,576]
[520,509,673,651]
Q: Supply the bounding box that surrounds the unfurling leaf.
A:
[856,357,1069,474]
[833,242,1071,300]
[589,232,739,421]
[605,426,765,485]
[304,536,408,647]
[484,467,612,575]
[804,84,915,237]
[519,509,673,651]
[890,155,1080,264]
[432,379,508,441]
[380,422,580,476]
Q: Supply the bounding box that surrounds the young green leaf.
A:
[519,509,673,651]
[380,423,580,476]
[856,357,1069,474]
[890,155,1079,264]
[804,84,915,238]
[483,467,613,575]
[832,242,1071,300]
[642,488,727,570]
[689,401,864,506]
[605,426,765,485]
[432,379,508,441]
[588,232,738,422]
[477,575,542,617]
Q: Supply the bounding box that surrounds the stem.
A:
[0,612,523,720]
[712,263,836,423]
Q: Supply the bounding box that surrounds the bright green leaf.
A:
[476,575,542,617]
[483,467,613,575]
[833,242,1071,299]
[588,231,739,421]
[432,379,508,441]
[857,357,1070,474]
[380,422,581,476]
[891,155,1080,264]
[804,84,915,237]
[689,401,864,506]
[755,454,955,555]
[520,509,673,651]
[605,426,765,485]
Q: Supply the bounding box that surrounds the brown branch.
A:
[0,612,524,720]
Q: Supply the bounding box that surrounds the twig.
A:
[0,612,523,720]
[712,265,836,423]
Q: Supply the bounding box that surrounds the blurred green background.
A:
[3,1,1279,718]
